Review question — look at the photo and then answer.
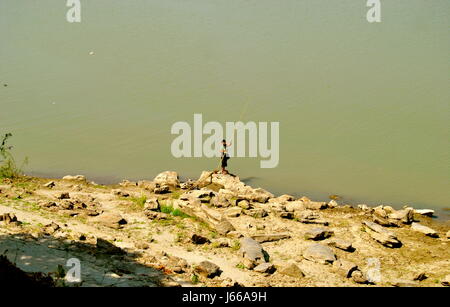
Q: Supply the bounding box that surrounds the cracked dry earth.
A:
[0,171,449,287]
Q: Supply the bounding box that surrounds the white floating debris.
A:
[89,51,95,55]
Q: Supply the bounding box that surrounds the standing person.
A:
[220,139,232,174]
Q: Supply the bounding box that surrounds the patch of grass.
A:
[160,201,190,218]
[236,263,246,270]
[170,190,182,199]
[231,240,241,251]
[0,133,27,179]
[209,231,218,239]
[130,195,147,209]
[191,274,199,284]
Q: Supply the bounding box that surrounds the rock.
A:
[328,239,354,252]
[154,185,170,194]
[249,188,274,203]
[237,199,251,209]
[447,231,450,239]
[295,210,329,225]
[191,234,210,245]
[119,180,137,187]
[112,189,129,197]
[414,209,434,217]
[145,211,168,220]
[244,208,268,218]
[304,228,334,241]
[305,201,328,210]
[93,213,127,229]
[144,198,160,211]
[62,175,86,181]
[410,222,438,238]
[285,201,305,212]
[135,242,150,250]
[180,190,215,202]
[358,204,373,212]
[251,233,291,243]
[278,211,295,219]
[56,192,70,200]
[333,259,358,278]
[180,179,196,190]
[225,207,243,218]
[441,275,450,287]
[253,263,276,274]
[351,270,368,284]
[0,213,18,224]
[153,171,180,187]
[43,222,60,235]
[215,219,236,235]
[212,238,230,248]
[373,206,388,218]
[388,208,414,224]
[43,181,56,188]
[372,215,399,227]
[278,263,304,278]
[363,221,402,248]
[328,200,339,208]
[239,237,267,269]
[303,244,336,264]
[194,261,221,278]
[413,272,428,281]
[137,180,155,191]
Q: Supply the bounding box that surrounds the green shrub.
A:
[0,133,26,179]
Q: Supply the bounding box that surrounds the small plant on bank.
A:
[0,133,27,179]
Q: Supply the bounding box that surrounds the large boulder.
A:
[410,222,438,238]
[93,212,127,229]
[239,237,268,269]
[363,221,402,248]
[194,261,221,278]
[303,244,336,264]
[388,208,414,224]
[153,171,180,188]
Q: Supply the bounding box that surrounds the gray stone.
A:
[351,270,368,284]
[194,261,221,278]
[144,198,160,211]
[153,171,180,187]
[43,181,56,188]
[93,212,127,229]
[253,263,276,274]
[363,221,402,248]
[303,244,336,264]
[333,259,358,278]
[225,207,243,218]
[414,209,434,217]
[239,237,267,269]
[304,228,334,241]
[215,219,236,235]
[388,208,414,224]
[251,233,291,243]
[278,263,304,278]
[328,239,354,252]
[410,222,438,238]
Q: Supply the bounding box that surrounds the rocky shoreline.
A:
[0,171,449,287]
